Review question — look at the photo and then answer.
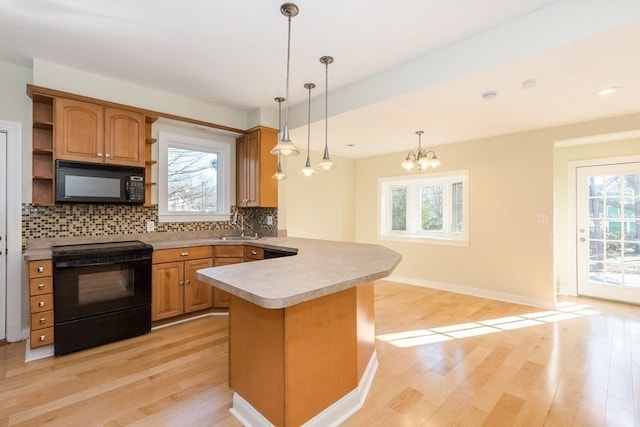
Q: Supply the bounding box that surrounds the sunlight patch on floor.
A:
[376,301,600,348]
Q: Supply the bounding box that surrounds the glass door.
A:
[577,163,640,302]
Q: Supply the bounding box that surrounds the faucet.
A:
[231,207,245,236]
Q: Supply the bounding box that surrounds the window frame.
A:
[378,170,469,246]
[158,131,232,223]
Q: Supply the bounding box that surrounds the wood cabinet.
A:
[29,91,55,206]
[236,126,279,207]
[212,245,246,307]
[151,246,213,321]
[55,98,145,167]
[28,260,54,348]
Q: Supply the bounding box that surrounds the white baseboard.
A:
[387,275,556,309]
[24,339,54,362]
[230,352,379,427]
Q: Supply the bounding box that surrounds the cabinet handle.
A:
[39,317,47,324]
[180,252,188,256]
[39,335,46,342]
[38,283,45,290]
[185,280,190,285]
[38,301,45,308]
[105,153,111,158]
[37,266,44,273]
[97,152,103,157]
[251,250,257,255]
[179,280,184,286]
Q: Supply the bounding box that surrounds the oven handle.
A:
[54,254,151,269]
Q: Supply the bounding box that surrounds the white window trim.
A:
[158,131,231,223]
[378,170,469,246]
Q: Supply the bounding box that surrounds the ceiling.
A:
[1,0,639,158]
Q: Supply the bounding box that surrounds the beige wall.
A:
[283,150,356,241]
[355,130,555,307]
[554,122,640,295]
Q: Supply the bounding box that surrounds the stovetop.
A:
[52,240,153,257]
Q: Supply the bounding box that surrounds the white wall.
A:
[0,61,32,202]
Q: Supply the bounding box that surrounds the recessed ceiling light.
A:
[522,79,537,89]
[345,143,356,147]
[482,91,497,101]
[594,86,621,96]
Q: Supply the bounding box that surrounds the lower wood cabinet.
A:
[212,245,246,308]
[28,260,54,348]
[152,246,213,321]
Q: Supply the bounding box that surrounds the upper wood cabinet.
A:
[55,98,145,167]
[236,126,278,207]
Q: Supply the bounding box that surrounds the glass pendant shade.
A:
[316,55,336,170]
[300,82,316,177]
[272,96,288,179]
[271,3,300,157]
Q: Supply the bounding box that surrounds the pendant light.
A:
[300,83,317,177]
[270,3,300,157]
[316,55,337,170]
[401,131,441,171]
[272,96,287,180]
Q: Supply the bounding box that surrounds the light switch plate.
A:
[146,221,155,232]
[266,215,273,225]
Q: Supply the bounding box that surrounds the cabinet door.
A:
[55,98,104,162]
[184,258,213,313]
[236,134,249,206]
[152,262,184,321]
[104,107,145,167]
[212,256,244,307]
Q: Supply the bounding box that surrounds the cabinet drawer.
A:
[31,311,54,330]
[29,276,53,296]
[153,246,212,264]
[29,260,52,278]
[214,245,244,258]
[245,246,264,260]
[30,294,54,313]
[30,327,54,348]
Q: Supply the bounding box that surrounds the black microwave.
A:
[56,160,145,204]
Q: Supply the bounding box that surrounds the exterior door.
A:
[577,162,640,302]
[0,131,6,340]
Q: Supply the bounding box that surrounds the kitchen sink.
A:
[214,236,262,241]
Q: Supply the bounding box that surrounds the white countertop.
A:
[196,237,401,309]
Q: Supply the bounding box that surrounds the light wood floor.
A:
[2,281,640,426]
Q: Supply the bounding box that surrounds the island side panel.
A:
[283,287,359,426]
[229,295,285,426]
[356,282,376,379]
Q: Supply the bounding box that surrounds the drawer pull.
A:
[37,266,45,273]
[251,250,257,255]
[38,283,45,290]
[38,301,46,308]
[39,335,46,342]
[39,317,47,324]
[180,252,189,257]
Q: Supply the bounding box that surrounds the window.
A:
[379,170,469,245]
[158,131,231,222]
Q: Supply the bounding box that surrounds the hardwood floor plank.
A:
[3,282,640,426]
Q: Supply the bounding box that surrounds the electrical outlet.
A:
[266,215,273,226]
[146,221,155,232]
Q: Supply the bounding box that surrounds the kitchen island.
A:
[197,237,400,427]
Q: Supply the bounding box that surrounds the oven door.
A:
[53,256,152,322]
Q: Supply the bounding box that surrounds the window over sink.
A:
[158,131,231,222]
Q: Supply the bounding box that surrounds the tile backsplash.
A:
[22,204,277,251]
